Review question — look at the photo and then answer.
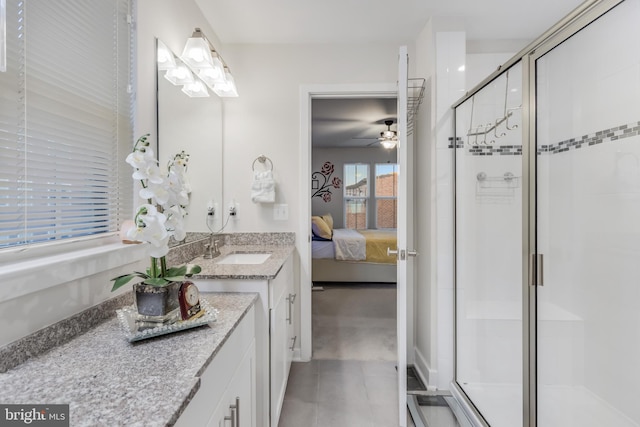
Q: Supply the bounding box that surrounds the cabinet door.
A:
[208,339,256,427]
[270,292,289,426]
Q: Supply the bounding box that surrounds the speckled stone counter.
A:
[0,293,258,427]
[192,244,295,280]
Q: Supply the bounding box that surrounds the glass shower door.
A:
[454,62,523,427]
[534,0,640,425]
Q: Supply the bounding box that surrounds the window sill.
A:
[0,237,148,303]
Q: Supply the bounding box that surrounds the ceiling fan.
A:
[378,120,398,149]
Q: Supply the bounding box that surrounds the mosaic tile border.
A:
[539,121,640,154]
[449,120,640,156]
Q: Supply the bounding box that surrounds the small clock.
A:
[178,281,203,320]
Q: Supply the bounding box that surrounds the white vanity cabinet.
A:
[268,255,296,427]
[176,306,256,427]
[195,253,297,427]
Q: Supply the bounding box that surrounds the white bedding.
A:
[311,239,334,259]
[332,228,366,261]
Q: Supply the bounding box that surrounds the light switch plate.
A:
[273,204,288,220]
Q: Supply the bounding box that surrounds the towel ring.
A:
[252,155,273,171]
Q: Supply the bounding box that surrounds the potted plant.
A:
[111,134,201,323]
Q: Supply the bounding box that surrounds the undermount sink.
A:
[215,252,271,265]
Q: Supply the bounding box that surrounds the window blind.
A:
[0,0,133,249]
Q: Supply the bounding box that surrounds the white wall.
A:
[412,16,519,391]
[218,42,402,240]
[311,147,397,229]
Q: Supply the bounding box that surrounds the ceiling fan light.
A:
[381,139,397,149]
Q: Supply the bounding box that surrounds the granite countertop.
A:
[0,292,258,427]
[192,244,295,280]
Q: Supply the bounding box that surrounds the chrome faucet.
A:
[203,236,221,259]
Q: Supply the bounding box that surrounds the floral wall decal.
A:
[312,161,341,203]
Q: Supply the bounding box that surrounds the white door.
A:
[395,45,412,427]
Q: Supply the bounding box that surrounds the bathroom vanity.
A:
[191,233,297,427]
[0,292,258,426]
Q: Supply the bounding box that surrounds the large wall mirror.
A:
[156,38,223,234]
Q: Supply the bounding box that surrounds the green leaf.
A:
[165,264,201,277]
[184,264,202,276]
[111,274,144,292]
[143,277,170,287]
[165,265,187,277]
[163,276,186,282]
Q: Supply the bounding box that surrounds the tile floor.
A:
[278,359,415,427]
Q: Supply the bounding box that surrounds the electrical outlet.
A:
[228,201,238,217]
[273,204,288,220]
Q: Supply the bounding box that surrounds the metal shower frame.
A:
[450,0,625,426]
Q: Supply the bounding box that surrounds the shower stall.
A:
[452,0,640,426]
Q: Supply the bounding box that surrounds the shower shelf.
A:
[476,171,520,198]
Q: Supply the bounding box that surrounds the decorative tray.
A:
[116,299,218,342]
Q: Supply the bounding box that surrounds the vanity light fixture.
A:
[379,120,398,149]
[156,39,176,71]
[180,28,238,97]
[197,52,227,87]
[180,28,214,69]
[212,68,238,98]
[164,62,195,86]
[182,80,210,97]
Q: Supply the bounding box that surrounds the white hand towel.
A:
[251,170,276,203]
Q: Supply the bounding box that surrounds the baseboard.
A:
[414,347,438,391]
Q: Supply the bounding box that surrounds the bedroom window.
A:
[375,163,398,229]
[343,163,369,229]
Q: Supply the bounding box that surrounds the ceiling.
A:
[194,0,584,148]
[312,98,397,149]
[195,0,584,44]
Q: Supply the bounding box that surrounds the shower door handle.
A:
[407,250,418,257]
[387,247,398,258]
[529,253,544,286]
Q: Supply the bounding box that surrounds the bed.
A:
[311,228,397,283]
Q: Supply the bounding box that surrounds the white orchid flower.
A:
[133,163,164,184]
[140,181,171,206]
[126,147,155,169]
[148,235,170,258]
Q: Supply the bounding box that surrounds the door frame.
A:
[298,83,398,363]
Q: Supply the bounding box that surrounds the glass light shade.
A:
[181,80,210,97]
[164,64,194,85]
[197,56,226,88]
[180,36,213,70]
[380,138,398,149]
[156,40,176,70]
[213,71,239,97]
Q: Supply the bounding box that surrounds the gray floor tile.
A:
[318,372,368,403]
[317,359,364,376]
[278,400,317,427]
[285,373,319,403]
[370,401,400,426]
[317,398,373,427]
[364,375,398,404]
[290,360,319,377]
[362,360,398,377]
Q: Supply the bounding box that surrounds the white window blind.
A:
[0,0,133,249]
